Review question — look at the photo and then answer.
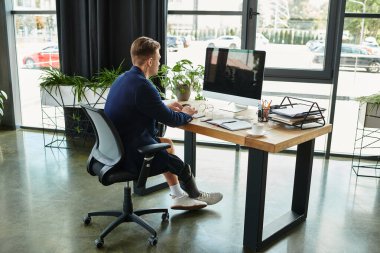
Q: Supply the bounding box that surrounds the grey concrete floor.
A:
[0,129,379,253]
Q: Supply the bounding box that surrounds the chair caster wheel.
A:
[83,216,91,225]
[161,212,169,221]
[95,238,104,248]
[148,236,158,246]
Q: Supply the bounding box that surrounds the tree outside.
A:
[345,0,380,44]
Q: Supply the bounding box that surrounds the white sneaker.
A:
[170,194,207,210]
[195,191,223,205]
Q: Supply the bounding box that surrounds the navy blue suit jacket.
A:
[104,66,192,174]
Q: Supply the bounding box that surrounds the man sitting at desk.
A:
[104,36,223,210]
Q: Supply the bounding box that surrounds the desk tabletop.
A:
[177,100,332,153]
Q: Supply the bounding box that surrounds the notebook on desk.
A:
[206,118,251,131]
[269,113,322,125]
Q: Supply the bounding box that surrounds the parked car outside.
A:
[363,36,379,47]
[312,44,380,73]
[167,35,184,52]
[256,33,269,47]
[180,36,191,48]
[23,45,60,69]
[361,44,380,55]
[207,34,268,49]
[306,40,325,51]
[361,37,380,55]
[207,36,241,49]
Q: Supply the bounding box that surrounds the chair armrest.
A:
[156,122,167,137]
[135,143,170,189]
[137,143,170,155]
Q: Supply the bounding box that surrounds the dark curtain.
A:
[56,0,167,79]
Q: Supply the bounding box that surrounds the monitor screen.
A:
[202,48,266,107]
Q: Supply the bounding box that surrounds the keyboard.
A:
[192,112,206,119]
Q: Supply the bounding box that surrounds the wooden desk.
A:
[178,103,332,251]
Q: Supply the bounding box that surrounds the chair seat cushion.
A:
[91,160,138,185]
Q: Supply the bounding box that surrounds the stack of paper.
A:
[271,104,325,118]
[269,114,321,125]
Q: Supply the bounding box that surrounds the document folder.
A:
[269,96,326,129]
[271,104,326,118]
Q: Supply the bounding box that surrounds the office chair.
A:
[81,105,170,248]
[133,121,168,196]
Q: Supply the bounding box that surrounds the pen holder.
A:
[258,108,269,122]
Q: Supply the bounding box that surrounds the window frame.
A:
[9,5,57,127]
[245,0,340,83]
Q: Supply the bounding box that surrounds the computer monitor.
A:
[202,48,266,112]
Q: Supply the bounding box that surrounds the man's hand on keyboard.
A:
[192,112,205,118]
[167,101,183,112]
[182,104,197,116]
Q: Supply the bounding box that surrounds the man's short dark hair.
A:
[130,36,160,65]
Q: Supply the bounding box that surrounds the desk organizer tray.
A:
[269,96,326,129]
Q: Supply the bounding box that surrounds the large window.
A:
[256,0,329,70]
[251,0,338,82]
[12,0,57,128]
[331,1,380,156]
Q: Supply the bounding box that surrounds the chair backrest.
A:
[81,105,131,185]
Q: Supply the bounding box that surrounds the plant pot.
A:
[40,86,108,146]
[40,86,109,107]
[41,86,75,107]
[358,102,380,128]
[174,85,191,101]
[63,106,95,139]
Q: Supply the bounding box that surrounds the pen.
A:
[221,121,236,124]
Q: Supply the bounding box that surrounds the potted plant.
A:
[39,68,93,138]
[94,61,124,88]
[39,67,104,107]
[0,90,8,121]
[156,59,205,101]
[39,63,124,142]
[356,93,380,128]
[39,62,125,107]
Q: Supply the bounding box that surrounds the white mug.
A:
[251,123,265,135]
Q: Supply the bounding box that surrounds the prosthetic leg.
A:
[178,164,201,198]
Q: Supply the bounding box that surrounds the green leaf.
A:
[356,93,380,105]
[145,59,204,99]
[0,90,7,100]
[0,108,3,116]
[94,60,125,88]
[74,126,82,133]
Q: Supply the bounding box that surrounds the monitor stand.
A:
[219,103,248,113]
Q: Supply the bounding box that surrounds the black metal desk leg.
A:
[292,139,315,216]
[184,131,196,176]
[243,148,268,251]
